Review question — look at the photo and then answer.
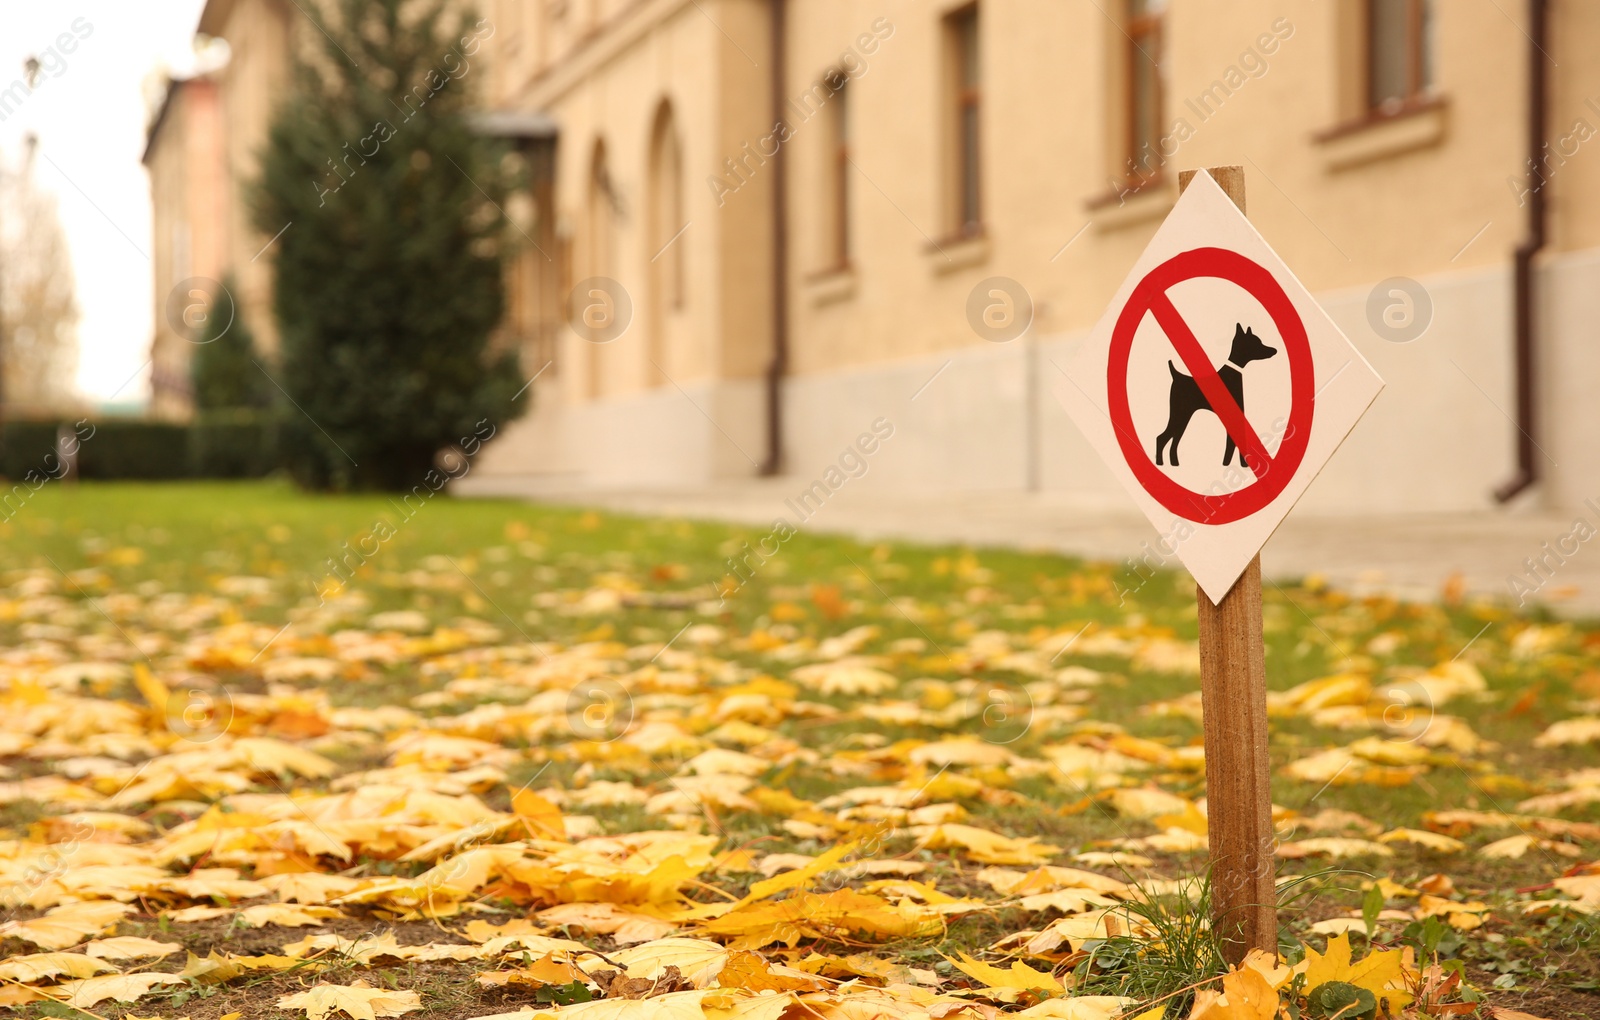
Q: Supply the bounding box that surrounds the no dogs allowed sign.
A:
[1056,170,1383,603]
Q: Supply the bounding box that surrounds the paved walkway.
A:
[456,476,1600,617]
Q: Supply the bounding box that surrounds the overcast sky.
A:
[0,0,208,405]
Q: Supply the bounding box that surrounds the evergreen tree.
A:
[190,276,269,410]
[251,0,522,490]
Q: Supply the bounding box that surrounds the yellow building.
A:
[144,0,292,416]
[151,0,1600,513]
[143,72,225,416]
[472,0,1600,514]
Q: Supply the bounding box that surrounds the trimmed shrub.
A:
[3,419,188,481]
[191,409,279,478]
[0,419,67,480]
[77,420,191,480]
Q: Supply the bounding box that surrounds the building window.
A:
[584,139,613,399]
[648,103,685,310]
[646,101,683,388]
[1368,0,1433,111]
[947,5,980,236]
[1126,0,1165,180]
[825,72,850,267]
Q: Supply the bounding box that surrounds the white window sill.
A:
[926,231,990,274]
[1314,97,1449,171]
[1087,178,1176,232]
[804,266,857,307]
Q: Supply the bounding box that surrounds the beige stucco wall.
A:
[145,0,295,417]
[145,77,226,419]
[474,0,1600,512]
[147,0,1600,510]
[481,0,777,475]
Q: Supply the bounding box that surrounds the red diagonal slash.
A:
[1146,292,1273,477]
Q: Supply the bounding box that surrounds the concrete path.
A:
[455,475,1600,617]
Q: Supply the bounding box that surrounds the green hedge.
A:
[192,410,279,478]
[87,420,192,479]
[0,420,66,480]
[0,413,281,481]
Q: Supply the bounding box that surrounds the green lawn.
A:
[1,482,1597,1019]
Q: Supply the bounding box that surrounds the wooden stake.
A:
[1177,165,1277,964]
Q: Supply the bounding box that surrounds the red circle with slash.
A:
[1106,247,1314,525]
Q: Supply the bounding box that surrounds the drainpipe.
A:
[1494,0,1549,503]
[759,0,788,477]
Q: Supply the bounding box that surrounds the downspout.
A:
[760,0,788,476]
[1494,0,1549,503]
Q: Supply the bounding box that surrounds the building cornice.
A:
[511,0,701,111]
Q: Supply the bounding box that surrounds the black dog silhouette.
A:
[1154,323,1278,469]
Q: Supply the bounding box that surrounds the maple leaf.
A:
[1533,717,1600,748]
[0,952,117,983]
[180,949,302,984]
[277,980,424,1020]
[593,937,731,988]
[513,787,568,841]
[478,952,590,988]
[978,866,1129,898]
[1190,965,1280,1019]
[240,902,349,927]
[1376,828,1466,853]
[697,888,944,949]
[0,900,131,949]
[165,904,234,923]
[231,736,339,779]
[912,823,1062,865]
[537,902,679,944]
[260,871,366,903]
[737,840,859,905]
[51,972,185,1008]
[714,950,826,992]
[1276,838,1394,860]
[1302,932,1414,1011]
[462,918,544,942]
[1105,786,1192,820]
[83,935,183,960]
[1415,894,1492,931]
[946,951,1064,1001]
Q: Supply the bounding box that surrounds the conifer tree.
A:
[190,276,269,410]
[252,0,521,490]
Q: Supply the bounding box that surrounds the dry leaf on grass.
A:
[0,952,117,983]
[945,951,1064,1001]
[0,901,132,949]
[84,935,183,960]
[51,972,185,1008]
[277,980,424,1020]
[1301,932,1413,1012]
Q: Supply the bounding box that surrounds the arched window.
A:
[586,138,614,280]
[819,71,850,269]
[646,100,685,384]
[584,138,613,398]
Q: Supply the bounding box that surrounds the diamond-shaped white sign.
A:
[1055,170,1384,603]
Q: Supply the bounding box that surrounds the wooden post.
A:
[1177,165,1277,964]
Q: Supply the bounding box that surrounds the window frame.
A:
[1124,0,1165,182]
[1366,0,1433,113]
[827,71,851,269]
[947,3,982,238]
